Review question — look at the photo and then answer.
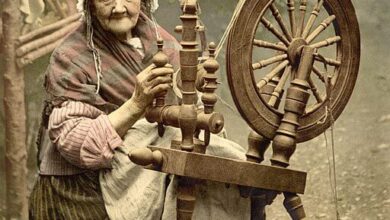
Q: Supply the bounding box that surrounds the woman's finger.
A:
[149,83,171,95]
[149,76,173,88]
[137,64,156,82]
[148,67,174,81]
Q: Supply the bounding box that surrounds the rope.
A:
[313,51,340,218]
[84,2,103,95]
[321,70,340,219]
[89,29,103,94]
[216,94,242,118]
[323,117,340,220]
[215,0,246,58]
[151,13,162,40]
[330,113,340,220]
[210,0,246,112]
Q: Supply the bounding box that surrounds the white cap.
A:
[76,0,85,13]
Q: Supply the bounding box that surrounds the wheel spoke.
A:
[253,54,288,70]
[306,15,336,43]
[268,65,291,107]
[253,39,288,51]
[314,53,341,67]
[261,17,290,46]
[287,0,297,37]
[296,0,307,37]
[312,66,326,82]
[311,36,341,49]
[302,0,324,39]
[308,76,324,103]
[269,3,293,41]
[257,60,289,89]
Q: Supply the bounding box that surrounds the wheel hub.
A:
[287,38,308,66]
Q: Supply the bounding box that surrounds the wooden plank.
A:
[148,147,307,194]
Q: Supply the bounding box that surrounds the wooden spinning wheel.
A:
[129,0,361,219]
[227,0,360,142]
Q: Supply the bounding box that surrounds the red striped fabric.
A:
[48,101,123,170]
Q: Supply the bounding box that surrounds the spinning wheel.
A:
[129,0,361,219]
[227,0,360,142]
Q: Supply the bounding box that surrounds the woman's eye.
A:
[98,0,113,4]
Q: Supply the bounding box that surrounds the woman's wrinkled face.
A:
[92,0,141,36]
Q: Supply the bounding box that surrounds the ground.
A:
[1,0,389,219]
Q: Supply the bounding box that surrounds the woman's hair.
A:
[141,0,153,18]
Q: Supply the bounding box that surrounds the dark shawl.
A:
[44,12,180,113]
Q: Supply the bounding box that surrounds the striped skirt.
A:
[29,172,109,220]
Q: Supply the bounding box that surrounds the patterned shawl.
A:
[44,12,180,113]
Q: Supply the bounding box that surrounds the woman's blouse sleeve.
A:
[48,100,123,169]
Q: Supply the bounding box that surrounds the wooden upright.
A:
[2,0,28,219]
[271,46,316,220]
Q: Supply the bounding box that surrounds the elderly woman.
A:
[29,0,180,219]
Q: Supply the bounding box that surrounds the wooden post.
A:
[2,0,28,219]
[0,17,3,46]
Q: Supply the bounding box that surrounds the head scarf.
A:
[44,0,180,113]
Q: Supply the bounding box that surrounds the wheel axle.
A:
[287,38,308,66]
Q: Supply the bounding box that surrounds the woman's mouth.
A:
[110,13,129,20]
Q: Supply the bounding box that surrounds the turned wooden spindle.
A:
[246,130,270,164]
[128,148,163,167]
[201,42,220,146]
[287,0,296,38]
[177,177,197,220]
[283,192,306,220]
[270,46,315,220]
[201,42,219,114]
[153,38,169,137]
[296,0,307,37]
[177,1,199,219]
[244,60,283,217]
[240,130,272,199]
[179,0,198,152]
[246,69,281,165]
[247,44,286,167]
[270,46,314,168]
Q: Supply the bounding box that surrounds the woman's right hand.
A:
[108,64,173,137]
[131,63,174,112]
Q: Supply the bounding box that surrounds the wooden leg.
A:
[283,192,306,220]
[244,130,272,219]
[177,177,196,220]
[250,190,278,220]
[251,195,267,220]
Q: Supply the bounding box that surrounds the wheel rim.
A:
[226,0,360,143]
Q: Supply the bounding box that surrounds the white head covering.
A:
[76,0,85,12]
[77,0,159,13]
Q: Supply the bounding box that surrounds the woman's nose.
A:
[112,0,126,13]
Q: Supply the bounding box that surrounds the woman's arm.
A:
[48,101,123,169]
[48,64,173,169]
